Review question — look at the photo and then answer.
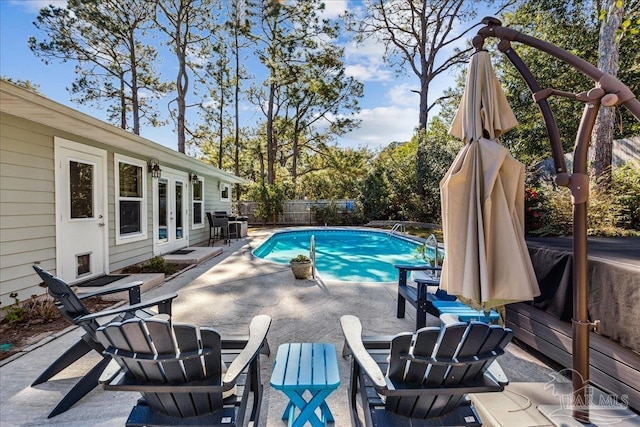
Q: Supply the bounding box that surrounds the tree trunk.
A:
[177,62,187,153]
[589,0,623,191]
[233,26,240,181]
[416,77,430,196]
[119,73,127,130]
[266,82,276,184]
[218,71,224,169]
[130,35,140,135]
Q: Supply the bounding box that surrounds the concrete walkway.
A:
[1,229,571,426]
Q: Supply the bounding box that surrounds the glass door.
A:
[158,179,168,243]
[153,169,188,255]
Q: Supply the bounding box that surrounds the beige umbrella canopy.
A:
[440,50,540,310]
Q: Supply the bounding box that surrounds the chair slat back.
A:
[466,325,513,380]
[97,318,224,418]
[386,333,413,380]
[442,322,490,386]
[385,321,512,419]
[33,265,90,322]
[403,329,438,383]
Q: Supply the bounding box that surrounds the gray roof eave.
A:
[0,81,250,185]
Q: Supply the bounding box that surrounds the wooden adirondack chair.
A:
[97,314,272,427]
[32,265,178,418]
[340,315,513,427]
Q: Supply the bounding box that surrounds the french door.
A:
[153,168,188,255]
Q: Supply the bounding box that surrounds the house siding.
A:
[1,83,246,305]
[0,113,56,304]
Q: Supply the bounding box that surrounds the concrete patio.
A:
[1,229,636,426]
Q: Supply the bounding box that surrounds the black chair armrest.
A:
[340,315,388,390]
[75,292,178,323]
[223,315,271,386]
[78,281,144,304]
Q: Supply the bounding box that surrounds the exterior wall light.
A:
[148,158,162,178]
[190,172,199,184]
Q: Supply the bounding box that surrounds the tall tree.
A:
[589,0,629,191]
[251,0,361,186]
[250,0,327,184]
[29,0,168,134]
[350,0,512,193]
[490,0,639,166]
[281,46,363,191]
[197,39,233,169]
[226,0,256,186]
[152,0,217,153]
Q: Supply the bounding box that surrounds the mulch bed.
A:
[120,263,192,275]
[1,263,194,362]
[0,297,114,362]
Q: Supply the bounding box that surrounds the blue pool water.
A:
[253,228,431,282]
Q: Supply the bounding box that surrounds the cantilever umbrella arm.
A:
[474,17,640,423]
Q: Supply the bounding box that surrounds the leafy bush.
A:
[290,254,311,263]
[311,201,340,225]
[359,166,392,220]
[524,188,546,233]
[130,256,185,275]
[610,164,640,230]
[247,183,285,224]
[2,293,59,325]
[526,166,640,237]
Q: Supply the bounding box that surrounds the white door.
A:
[55,139,107,283]
[153,168,188,255]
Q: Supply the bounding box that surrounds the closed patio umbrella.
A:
[440,50,540,310]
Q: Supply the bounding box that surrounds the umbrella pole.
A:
[475,17,640,424]
[570,99,601,422]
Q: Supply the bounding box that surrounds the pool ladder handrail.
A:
[310,235,316,279]
[388,223,406,236]
[425,233,439,268]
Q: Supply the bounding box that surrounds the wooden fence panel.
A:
[237,199,357,225]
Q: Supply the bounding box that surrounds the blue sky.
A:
[0,1,500,152]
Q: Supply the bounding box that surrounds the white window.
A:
[192,177,204,228]
[114,154,147,244]
[220,181,230,202]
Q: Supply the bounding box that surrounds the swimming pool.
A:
[253,228,433,282]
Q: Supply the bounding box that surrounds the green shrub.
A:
[247,183,285,224]
[526,167,640,237]
[139,257,183,275]
[290,254,311,263]
[610,164,640,230]
[2,293,59,325]
[311,201,340,225]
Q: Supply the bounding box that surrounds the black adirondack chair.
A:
[97,314,272,427]
[340,315,513,427]
[32,265,178,418]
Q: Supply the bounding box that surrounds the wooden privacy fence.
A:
[237,199,357,225]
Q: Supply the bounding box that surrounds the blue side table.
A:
[432,300,500,323]
[270,343,340,427]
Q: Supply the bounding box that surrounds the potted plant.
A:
[290,254,312,279]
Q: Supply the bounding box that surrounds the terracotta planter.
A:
[290,261,312,279]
